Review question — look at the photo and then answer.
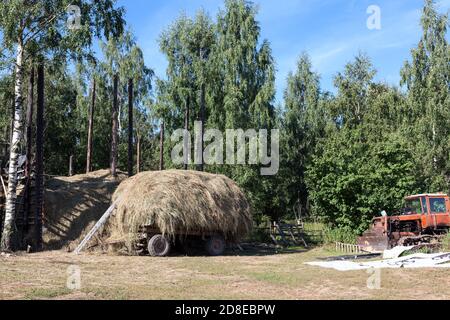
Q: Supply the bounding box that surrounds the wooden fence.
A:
[335,242,363,254]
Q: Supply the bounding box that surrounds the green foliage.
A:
[0,0,125,176]
[443,232,450,251]
[43,67,79,174]
[400,0,450,191]
[307,128,420,233]
[246,227,271,243]
[215,0,275,130]
[332,52,376,127]
[0,74,13,138]
[322,226,357,244]
[279,53,326,217]
[157,10,215,131]
[208,0,276,221]
[0,0,124,60]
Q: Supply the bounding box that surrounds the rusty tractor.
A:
[358,194,450,252]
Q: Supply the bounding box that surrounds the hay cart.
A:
[138,226,227,257]
[90,171,252,258]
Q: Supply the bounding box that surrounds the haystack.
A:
[43,169,126,250]
[105,170,252,245]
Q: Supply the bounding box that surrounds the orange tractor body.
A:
[358,194,450,252]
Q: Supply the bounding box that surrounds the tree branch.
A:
[23,4,71,46]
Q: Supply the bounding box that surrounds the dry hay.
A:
[43,169,126,250]
[105,170,252,246]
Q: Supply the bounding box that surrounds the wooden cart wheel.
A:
[205,235,226,256]
[148,234,171,257]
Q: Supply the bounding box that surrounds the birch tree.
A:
[401,0,450,190]
[0,0,124,251]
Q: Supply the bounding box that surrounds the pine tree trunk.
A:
[86,79,95,173]
[136,135,141,174]
[1,39,24,251]
[159,122,164,171]
[111,74,119,177]
[118,90,123,133]
[34,64,44,251]
[184,96,189,170]
[24,65,34,234]
[25,66,34,180]
[127,79,133,177]
[198,83,205,172]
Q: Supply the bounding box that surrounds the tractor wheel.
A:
[148,234,171,257]
[205,235,226,256]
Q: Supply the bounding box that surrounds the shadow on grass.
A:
[226,243,310,256]
[163,242,311,257]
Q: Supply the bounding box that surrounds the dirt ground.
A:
[1,246,449,300]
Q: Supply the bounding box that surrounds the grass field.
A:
[1,246,449,300]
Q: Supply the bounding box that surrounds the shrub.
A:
[322,226,358,244]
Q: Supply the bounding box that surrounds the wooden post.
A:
[127,79,133,177]
[111,74,118,177]
[69,155,73,177]
[24,65,34,234]
[86,79,95,173]
[184,96,189,170]
[159,122,164,171]
[74,200,119,254]
[34,64,44,251]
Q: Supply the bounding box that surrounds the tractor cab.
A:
[403,194,449,215]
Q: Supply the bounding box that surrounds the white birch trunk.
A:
[1,40,24,251]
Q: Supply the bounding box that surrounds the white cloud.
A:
[311,45,347,69]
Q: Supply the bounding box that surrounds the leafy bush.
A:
[322,226,358,244]
[306,129,420,234]
[443,232,450,251]
[245,227,271,243]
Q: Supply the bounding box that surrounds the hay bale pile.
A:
[43,169,126,250]
[105,170,252,246]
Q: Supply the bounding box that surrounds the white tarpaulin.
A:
[305,252,450,271]
[382,246,415,259]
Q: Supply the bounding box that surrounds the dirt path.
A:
[1,248,449,300]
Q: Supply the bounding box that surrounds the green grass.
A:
[24,287,72,300]
[248,271,296,286]
[82,287,130,300]
[303,221,326,233]
[443,232,450,251]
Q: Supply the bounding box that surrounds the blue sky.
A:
[116,0,450,103]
